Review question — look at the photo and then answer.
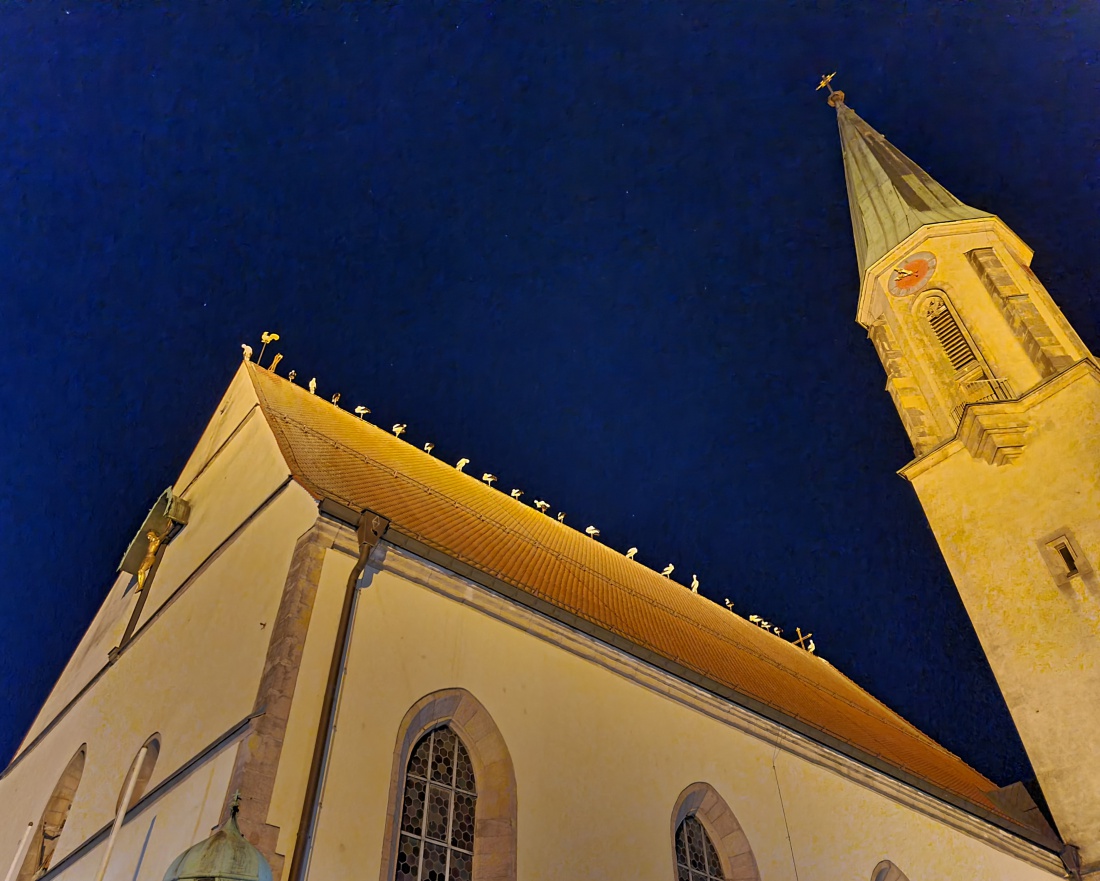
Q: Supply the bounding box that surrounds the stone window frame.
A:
[910,288,1009,428]
[18,743,87,881]
[379,689,517,881]
[871,859,911,881]
[1038,527,1094,591]
[670,782,760,881]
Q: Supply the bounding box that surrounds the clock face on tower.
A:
[887,251,937,297]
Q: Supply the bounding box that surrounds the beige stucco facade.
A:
[304,548,1063,881]
[0,368,324,881]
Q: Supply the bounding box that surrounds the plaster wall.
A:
[174,363,265,497]
[16,364,273,752]
[305,556,1061,881]
[0,483,317,871]
[0,363,321,880]
[909,367,1100,864]
[12,571,138,755]
[38,742,237,881]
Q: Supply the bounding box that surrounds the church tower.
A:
[829,83,1100,873]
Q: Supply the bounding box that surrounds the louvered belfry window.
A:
[396,726,477,881]
[923,296,978,371]
[675,815,725,881]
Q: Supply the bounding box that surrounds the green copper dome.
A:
[162,807,273,881]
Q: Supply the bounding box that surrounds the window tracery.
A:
[674,815,725,881]
[396,726,477,881]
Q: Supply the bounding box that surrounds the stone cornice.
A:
[899,359,1100,481]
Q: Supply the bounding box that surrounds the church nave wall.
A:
[302,549,1062,881]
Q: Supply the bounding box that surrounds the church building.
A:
[0,87,1096,881]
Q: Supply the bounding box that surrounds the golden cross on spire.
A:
[815,71,846,108]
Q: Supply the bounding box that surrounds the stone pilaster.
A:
[967,247,1073,376]
[223,515,352,881]
[868,320,939,453]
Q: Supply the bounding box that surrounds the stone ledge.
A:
[900,358,1100,481]
[957,404,1032,466]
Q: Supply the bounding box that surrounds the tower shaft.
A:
[835,94,1100,870]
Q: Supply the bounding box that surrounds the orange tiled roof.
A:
[245,365,1034,836]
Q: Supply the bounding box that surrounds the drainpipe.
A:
[92,745,147,881]
[1060,844,1082,881]
[3,822,34,881]
[287,505,388,881]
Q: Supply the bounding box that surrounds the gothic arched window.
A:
[18,744,86,881]
[396,725,477,881]
[674,815,725,881]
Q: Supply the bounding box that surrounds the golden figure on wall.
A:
[136,527,168,593]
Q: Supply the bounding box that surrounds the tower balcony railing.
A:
[951,377,1016,425]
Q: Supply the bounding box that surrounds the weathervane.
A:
[816,71,845,108]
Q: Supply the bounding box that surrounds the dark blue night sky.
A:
[1,3,1097,787]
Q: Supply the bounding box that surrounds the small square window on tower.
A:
[1039,530,1091,589]
[1052,540,1078,577]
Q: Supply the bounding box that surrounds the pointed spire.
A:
[822,79,990,277]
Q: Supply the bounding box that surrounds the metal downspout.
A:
[92,745,147,881]
[3,823,34,881]
[287,506,387,881]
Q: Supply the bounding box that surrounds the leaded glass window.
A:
[675,815,725,881]
[396,726,477,881]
